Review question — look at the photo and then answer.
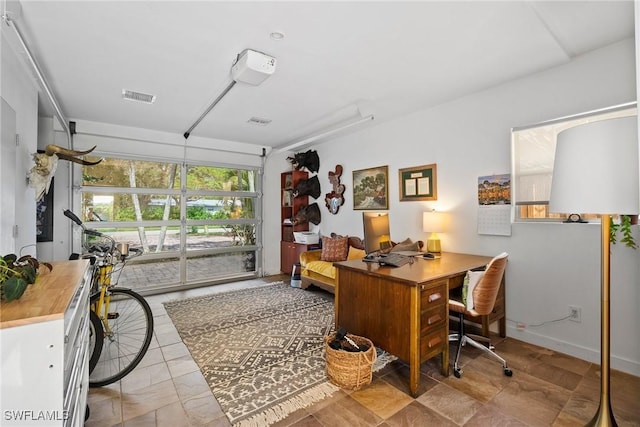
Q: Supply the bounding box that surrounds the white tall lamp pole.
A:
[549,116,639,427]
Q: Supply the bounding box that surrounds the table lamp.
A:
[423,210,447,253]
[549,116,639,427]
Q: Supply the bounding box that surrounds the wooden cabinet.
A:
[281,171,309,273]
[280,241,319,274]
[0,260,92,427]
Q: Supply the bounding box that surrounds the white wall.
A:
[264,38,639,375]
[0,31,38,256]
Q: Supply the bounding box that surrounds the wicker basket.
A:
[324,333,376,390]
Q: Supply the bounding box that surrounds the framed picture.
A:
[352,165,388,210]
[399,164,437,201]
[478,173,511,205]
[36,178,54,242]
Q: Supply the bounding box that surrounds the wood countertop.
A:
[0,260,90,329]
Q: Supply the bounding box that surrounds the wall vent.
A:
[122,89,156,104]
[247,117,272,126]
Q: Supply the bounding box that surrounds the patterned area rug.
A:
[163,282,395,427]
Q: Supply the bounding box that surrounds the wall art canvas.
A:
[478,174,511,205]
[353,166,388,210]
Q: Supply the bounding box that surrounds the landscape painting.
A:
[353,166,388,210]
[478,174,511,205]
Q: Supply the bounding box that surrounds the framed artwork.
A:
[36,178,54,242]
[399,164,437,201]
[478,173,511,205]
[352,165,388,210]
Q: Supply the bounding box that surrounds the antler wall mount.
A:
[28,144,102,201]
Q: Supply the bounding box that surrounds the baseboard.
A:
[506,325,640,377]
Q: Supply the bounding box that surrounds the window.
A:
[80,156,261,293]
[512,104,636,221]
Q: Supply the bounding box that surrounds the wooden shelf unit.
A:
[281,170,309,273]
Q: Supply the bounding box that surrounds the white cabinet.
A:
[1,260,91,426]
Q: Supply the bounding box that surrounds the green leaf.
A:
[22,265,37,284]
[3,254,17,264]
[3,276,28,301]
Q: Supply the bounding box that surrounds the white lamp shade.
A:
[423,211,447,233]
[549,116,639,215]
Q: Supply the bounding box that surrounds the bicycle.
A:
[64,209,154,387]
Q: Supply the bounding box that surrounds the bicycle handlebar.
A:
[63,209,83,226]
[64,209,113,253]
[64,209,142,260]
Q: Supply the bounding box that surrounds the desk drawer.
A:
[448,273,465,290]
[420,327,447,361]
[420,282,446,309]
[420,304,446,335]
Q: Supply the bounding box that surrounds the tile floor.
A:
[85,277,640,427]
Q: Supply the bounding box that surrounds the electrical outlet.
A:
[569,305,582,322]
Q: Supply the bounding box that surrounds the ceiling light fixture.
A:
[277,114,374,152]
[270,31,285,40]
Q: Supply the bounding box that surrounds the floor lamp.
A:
[549,116,639,427]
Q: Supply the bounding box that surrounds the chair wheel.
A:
[504,368,513,377]
[454,368,462,378]
[85,405,90,421]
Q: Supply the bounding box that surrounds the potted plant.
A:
[610,215,638,249]
[0,254,52,301]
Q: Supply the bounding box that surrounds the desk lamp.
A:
[549,116,639,427]
[423,210,447,253]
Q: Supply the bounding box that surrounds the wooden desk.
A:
[334,252,494,396]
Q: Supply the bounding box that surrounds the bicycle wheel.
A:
[90,288,154,387]
[88,309,104,374]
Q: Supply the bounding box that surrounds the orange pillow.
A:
[320,236,349,262]
[347,246,367,260]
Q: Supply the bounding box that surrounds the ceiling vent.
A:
[247,117,272,126]
[122,89,156,104]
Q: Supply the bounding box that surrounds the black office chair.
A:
[448,252,512,378]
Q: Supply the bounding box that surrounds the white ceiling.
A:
[5,0,635,149]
